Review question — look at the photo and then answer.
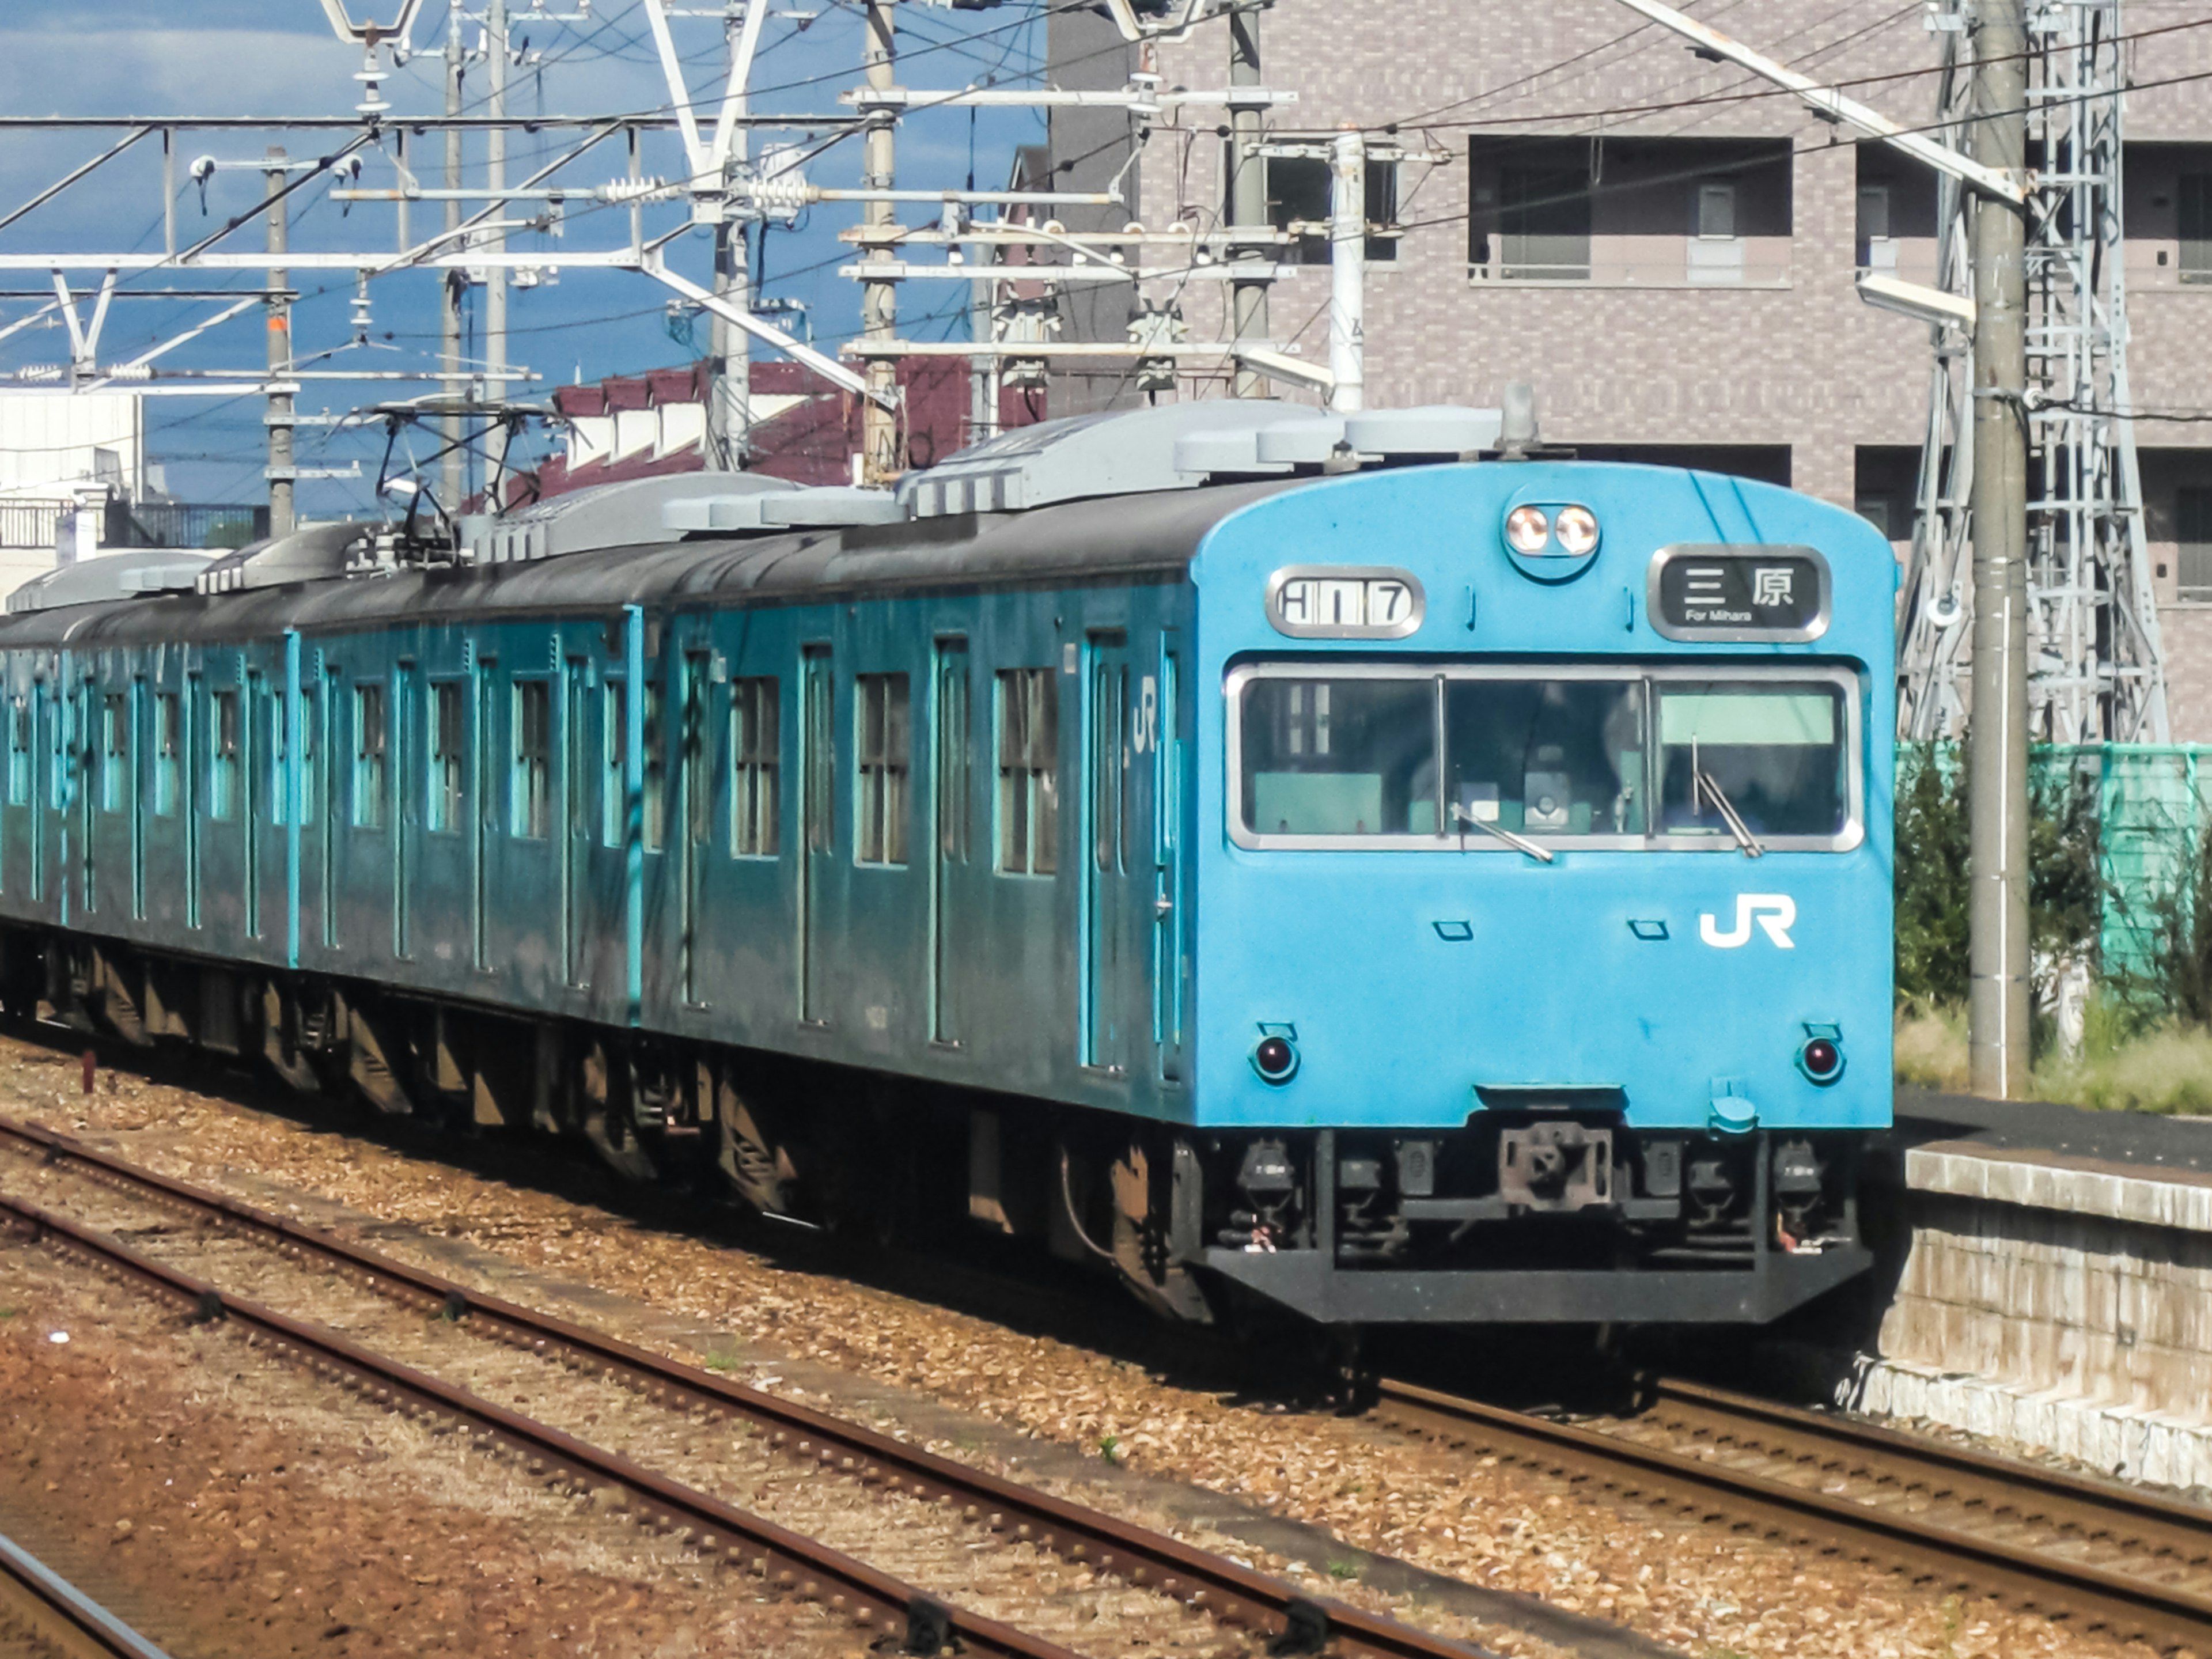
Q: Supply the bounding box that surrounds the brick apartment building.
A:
[1040,0,2212,734]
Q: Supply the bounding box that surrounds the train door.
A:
[680,650,710,1006]
[29,678,47,905]
[183,673,200,929]
[393,662,415,959]
[929,638,969,1046]
[74,674,93,919]
[320,661,339,949]
[1083,632,1138,1074]
[798,646,833,1024]
[472,662,494,972]
[244,669,265,940]
[563,655,590,986]
[129,677,146,922]
[1152,637,1183,1083]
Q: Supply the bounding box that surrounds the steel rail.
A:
[1374,1376,2212,1653]
[1647,1374,2212,1547]
[0,1116,1482,1659]
[0,1531,173,1659]
[0,1187,1070,1659]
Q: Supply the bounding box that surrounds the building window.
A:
[423,681,463,832]
[642,681,666,852]
[513,678,550,839]
[731,677,779,858]
[211,688,240,821]
[1254,151,1400,264]
[2180,486,2212,601]
[2184,175,2212,285]
[354,682,386,829]
[855,672,910,866]
[1484,143,1593,281]
[1856,183,1893,271]
[997,668,1058,876]
[937,643,971,863]
[100,694,127,813]
[151,693,177,815]
[602,680,627,847]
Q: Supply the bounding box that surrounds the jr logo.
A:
[1699,893,1797,949]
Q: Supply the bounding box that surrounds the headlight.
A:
[1504,505,1550,555]
[1553,503,1599,556]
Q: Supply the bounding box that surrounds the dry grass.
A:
[1895,1001,2212,1115]
[1893,1003,1970,1093]
[2035,1023,2212,1116]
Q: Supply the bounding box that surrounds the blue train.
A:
[0,398,1892,1329]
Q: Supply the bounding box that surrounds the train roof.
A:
[0,398,1876,654]
[0,471,1294,651]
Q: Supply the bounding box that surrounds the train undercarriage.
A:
[7,927,1871,1330]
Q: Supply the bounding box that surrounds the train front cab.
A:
[1180,460,1896,1328]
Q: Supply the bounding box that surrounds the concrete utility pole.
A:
[1967,0,2032,1098]
[1326,129,1364,415]
[859,0,899,482]
[441,10,466,518]
[706,0,754,470]
[264,146,295,538]
[486,0,510,503]
[1226,3,1268,398]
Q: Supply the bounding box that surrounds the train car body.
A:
[0,400,1893,1329]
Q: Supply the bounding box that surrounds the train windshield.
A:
[1655,682,1848,840]
[1232,665,1857,850]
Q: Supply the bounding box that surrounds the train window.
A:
[602,680,627,847]
[271,690,316,826]
[151,693,178,816]
[1240,676,1434,836]
[1656,681,1847,839]
[6,696,27,808]
[4,698,22,808]
[1090,662,1128,873]
[730,677,779,858]
[100,694,127,813]
[210,689,241,821]
[1443,678,1645,837]
[353,683,386,830]
[272,692,287,825]
[855,673,910,866]
[643,681,666,853]
[512,678,551,839]
[1230,664,1857,850]
[682,656,711,849]
[997,668,1058,876]
[427,682,465,833]
[935,645,970,863]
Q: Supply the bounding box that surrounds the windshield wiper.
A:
[1451,804,1555,864]
[1691,765,1764,858]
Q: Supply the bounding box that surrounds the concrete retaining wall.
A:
[1849,1139,2212,1490]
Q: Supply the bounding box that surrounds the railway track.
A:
[0,1531,172,1659]
[0,1114,1493,1659]
[1375,1373,2212,1654]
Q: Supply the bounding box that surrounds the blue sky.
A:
[0,1,1052,514]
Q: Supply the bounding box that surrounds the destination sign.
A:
[1648,546,1830,643]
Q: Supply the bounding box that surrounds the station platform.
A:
[1846,1090,2212,1491]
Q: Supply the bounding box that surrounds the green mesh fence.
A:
[1897,743,2212,980]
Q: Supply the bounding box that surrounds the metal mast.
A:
[1896,0,2166,743]
[1895,26,1978,741]
[2023,0,2166,742]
